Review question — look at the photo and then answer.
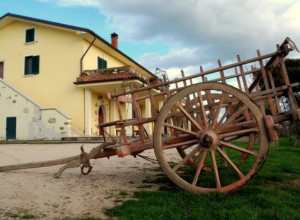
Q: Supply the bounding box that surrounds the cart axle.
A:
[200,130,219,150]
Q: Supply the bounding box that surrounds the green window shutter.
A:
[98,57,107,69]
[103,59,107,68]
[24,57,31,75]
[32,56,40,74]
[97,57,101,69]
[26,28,35,43]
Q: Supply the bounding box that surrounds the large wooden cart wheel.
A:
[153,82,270,193]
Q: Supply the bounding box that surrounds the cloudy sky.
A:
[1,0,300,78]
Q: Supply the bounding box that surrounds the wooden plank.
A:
[116,116,157,127]
[131,92,145,144]
[114,89,123,120]
[249,82,299,98]
[218,60,226,83]
[114,88,127,143]
[181,70,192,102]
[146,79,157,117]
[277,53,299,110]
[268,69,281,113]
[234,67,242,90]
[237,54,248,93]
[118,95,132,103]
[257,49,276,116]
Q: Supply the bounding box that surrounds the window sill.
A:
[24,41,37,45]
[23,74,38,77]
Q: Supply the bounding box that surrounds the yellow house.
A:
[0,13,159,140]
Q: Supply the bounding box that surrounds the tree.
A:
[285,58,300,146]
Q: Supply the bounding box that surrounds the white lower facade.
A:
[0,78,71,140]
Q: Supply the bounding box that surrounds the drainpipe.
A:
[80,36,96,74]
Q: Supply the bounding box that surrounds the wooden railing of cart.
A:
[99,37,299,157]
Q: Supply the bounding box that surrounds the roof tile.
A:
[76,66,147,84]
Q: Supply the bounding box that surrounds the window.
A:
[24,56,40,75]
[98,57,107,69]
[25,28,35,43]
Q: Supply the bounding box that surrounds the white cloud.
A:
[109,0,300,75]
[98,0,300,44]
[139,48,205,69]
[37,0,300,74]
[138,47,215,79]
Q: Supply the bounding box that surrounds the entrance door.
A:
[98,106,104,135]
[6,117,16,139]
[0,62,4,79]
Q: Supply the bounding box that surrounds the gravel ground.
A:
[0,143,162,219]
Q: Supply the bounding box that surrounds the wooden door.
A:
[0,62,4,79]
[98,107,104,135]
[6,117,16,139]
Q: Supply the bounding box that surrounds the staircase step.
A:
[62,136,104,142]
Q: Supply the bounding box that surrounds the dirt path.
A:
[0,143,162,219]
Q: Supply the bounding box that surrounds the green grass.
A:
[4,211,35,219]
[105,136,300,220]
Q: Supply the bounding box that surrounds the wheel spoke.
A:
[197,91,209,128]
[172,145,201,172]
[219,140,259,157]
[176,102,203,131]
[219,127,259,139]
[218,105,248,132]
[210,151,221,189]
[193,149,203,164]
[192,150,207,186]
[212,93,226,128]
[163,139,198,150]
[216,146,244,179]
[164,122,199,137]
[181,144,197,151]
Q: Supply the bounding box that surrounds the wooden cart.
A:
[1,37,300,194]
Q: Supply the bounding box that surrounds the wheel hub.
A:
[200,130,219,150]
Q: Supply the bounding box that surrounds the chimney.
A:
[111,32,118,49]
